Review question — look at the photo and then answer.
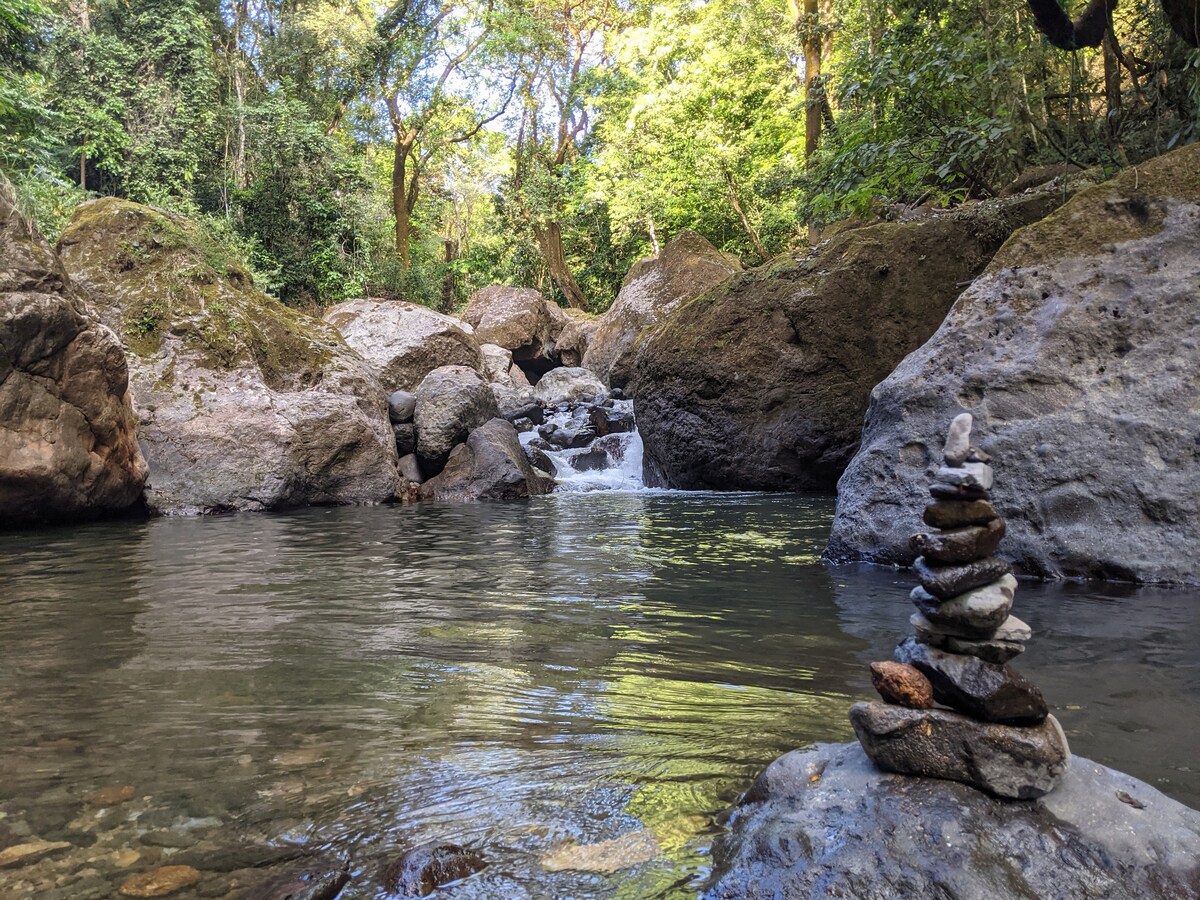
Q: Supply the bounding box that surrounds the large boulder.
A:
[631,192,1063,491]
[322,298,483,392]
[826,143,1200,583]
[0,183,148,525]
[555,308,600,367]
[462,286,569,379]
[534,367,607,405]
[58,198,401,515]
[413,365,499,470]
[707,741,1200,899]
[418,418,555,501]
[584,231,742,387]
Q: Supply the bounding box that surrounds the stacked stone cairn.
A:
[849,413,1071,800]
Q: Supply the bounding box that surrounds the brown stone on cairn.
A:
[869,661,933,709]
[911,517,1006,564]
[922,499,998,529]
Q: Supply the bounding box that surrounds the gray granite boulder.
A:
[413,365,499,470]
[0,182,148,525]
[419,419,554,501]
[826,142,1200,583]
[707,741,1200,899]
[58,199,402,515]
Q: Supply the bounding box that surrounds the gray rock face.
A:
[58,199,402,515]
[707,742,1200,900]
[0,182,148,525]
[826,142,1200,584]
[583,231,742,388]
[533,367,607,405]
[555,308,599,367]
[388,390,415,424]
[631,192,1063,492]
[894,636,1047,725]
[414,366,499,469]
[491,384,540,424]
[322,298,484,392]
[914,555,1011,599]
[850,702,1068,798]
[463,286,568,378]
[418,419,554,501]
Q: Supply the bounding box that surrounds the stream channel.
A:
[2,487,1198,897]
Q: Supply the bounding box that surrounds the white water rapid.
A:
[518,396,646,492]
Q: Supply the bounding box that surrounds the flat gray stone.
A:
[911,517,1006,563]
[941,635,1026,664]
[911,610,1031,643]
[850,701,1068,798]
[914,555,1012,599]
[707,741,1200,900]
[910,574,1017,636]
[895,636,1047,725]
[936,462,994,490]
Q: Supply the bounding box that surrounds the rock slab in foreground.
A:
[849,701,1067,798]
[706,742,1200,900]
[826,142,1200,583]
[0,181,148,525]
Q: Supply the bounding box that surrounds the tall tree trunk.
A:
[1102,24,1122,141]
[803,0,822,160]
[440,238,458,311]
[392,135,415,267]
[532,221,587,309]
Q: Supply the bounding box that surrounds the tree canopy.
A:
[3,0,1198,310]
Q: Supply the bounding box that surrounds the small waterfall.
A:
[519,395,646,492]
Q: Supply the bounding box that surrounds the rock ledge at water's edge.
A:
[706,741,1200,900]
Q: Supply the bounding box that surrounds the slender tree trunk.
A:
[441,238,458,311]
[647,213,660,256]
[392,135,415,267]
[1102,24,1122,140]
[80,140,87,190]
[532,221,587,309]
[803,0,821,160]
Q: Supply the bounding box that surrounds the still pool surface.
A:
[1,493,1198,898]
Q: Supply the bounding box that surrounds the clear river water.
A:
[1,493,1198,898]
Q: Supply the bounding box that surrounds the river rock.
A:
[0,839,71,868]
[910,574,1017,635]
[583,231,741,388]
[463,286,568,379]
[555,308,599,367]
[825,142,1200,584]
[868,661,933,709]
[388,390,416,424]
[850,703,1068,799]
[589,404,636,436]
[0,181,148,525]
[118,865,202,897]
[911,610,1031,643]
[895,636,1047,725]
[413,365,499,469]
[392,423,416,457]
[708,741,1200,899]
[491,384,541,424]
[938,634,1026,664]
[936,462,993,490]
[928,481,990,501]
[380,843,486,897]
[322,298,483,391]
[244,861,350,900]
[913,555,1012,599]
[398,454,423,484]
[534,367,607,405]
[910,517,1005,563]
[922,499,998,529]
[630,192,1064,491]
[419,418,554,501]
[942,412,972,465]
[480,342,516,386]
[58,199,402,514]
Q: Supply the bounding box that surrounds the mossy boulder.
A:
[826,142,1200,583]
[0,184,148,525]
[584,231,742,388]
[630,191,1064,491]
[57,198,401,514]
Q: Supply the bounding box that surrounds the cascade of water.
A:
[518,395,646,492]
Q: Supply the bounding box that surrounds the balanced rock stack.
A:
[849,413,1070,800]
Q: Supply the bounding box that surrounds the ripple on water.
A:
[0,494,1197,898]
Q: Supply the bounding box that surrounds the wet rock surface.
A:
[707,742,1200,898]
[381,843,486,897]
[0,182,148,526]
[631,191,1063,491]
[826,142,1200,583]
[868,662,932,709]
